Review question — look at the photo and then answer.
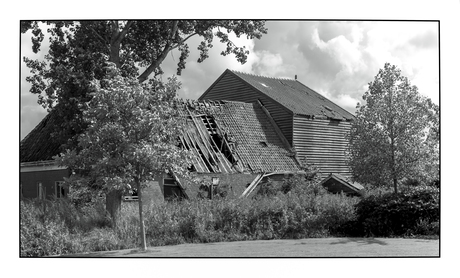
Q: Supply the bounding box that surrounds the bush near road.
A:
[20,180,439,257]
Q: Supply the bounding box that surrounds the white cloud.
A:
[252,50,287,77]
[21,21,440,139]
[303,21,439,112]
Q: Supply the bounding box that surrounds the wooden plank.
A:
[188,110,222,172]
[240,173,264,198]
[256,100,292,150]
[186,118,218,172]
[179,134,207,173]
[169,171,189,199]
[185,129,212,172]
[295,148,348,154]
[202,118,234,172]
[293,142,349,150]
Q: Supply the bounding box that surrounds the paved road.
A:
[66,237,439,257]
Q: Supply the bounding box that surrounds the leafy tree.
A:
[22,20,267,149]
[56,62,192,250]
[348,63,439,193]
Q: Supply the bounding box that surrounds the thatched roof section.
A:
[20,110,69,163]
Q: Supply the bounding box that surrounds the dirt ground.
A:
[62,237,439,257]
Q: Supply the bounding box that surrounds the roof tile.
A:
[230,70,354,120]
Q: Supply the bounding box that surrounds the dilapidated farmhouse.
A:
[20,69,362,201]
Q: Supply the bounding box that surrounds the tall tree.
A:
[56,62,192,250]
[22,20,267,148]
[348,63,439,193]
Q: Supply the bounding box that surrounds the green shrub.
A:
[353,185,439,237]
[255,178,280,197]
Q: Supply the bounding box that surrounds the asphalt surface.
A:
[64,237,439,257]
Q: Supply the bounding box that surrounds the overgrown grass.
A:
[20,187,359,256]
[20,178,439,257]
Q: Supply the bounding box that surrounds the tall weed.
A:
[25,178,439,256]
[20,200,82,257]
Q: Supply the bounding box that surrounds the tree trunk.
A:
[136,179,147,251]
[389,87,398,194]
[109,20,133,69]
[390,142,398,194]
[106,189,123,227]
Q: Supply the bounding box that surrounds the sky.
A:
[20,20,440,140]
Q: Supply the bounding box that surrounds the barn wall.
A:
[20,168,70,199]
[293,116,352,178]
[200,72,294,145]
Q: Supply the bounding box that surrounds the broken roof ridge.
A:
[230,69,295,81]
[175,98,252,107]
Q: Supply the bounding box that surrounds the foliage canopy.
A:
[56,62,191,190]
[22,20,267,148]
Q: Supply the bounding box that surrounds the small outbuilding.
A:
[319,173,364,196]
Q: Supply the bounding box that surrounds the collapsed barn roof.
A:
[177,99,301,174]
[21,99,301,175]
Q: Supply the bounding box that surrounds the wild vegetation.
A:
[20,173,439,257]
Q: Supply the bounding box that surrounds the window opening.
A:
[55,181,66,198]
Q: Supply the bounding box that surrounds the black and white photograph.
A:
[10,0,459,276]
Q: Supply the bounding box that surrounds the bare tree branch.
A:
[171,32,197,50]
[137,21,179,83]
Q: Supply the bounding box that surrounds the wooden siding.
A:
[293,116,352,178]
[200,72,294,145]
